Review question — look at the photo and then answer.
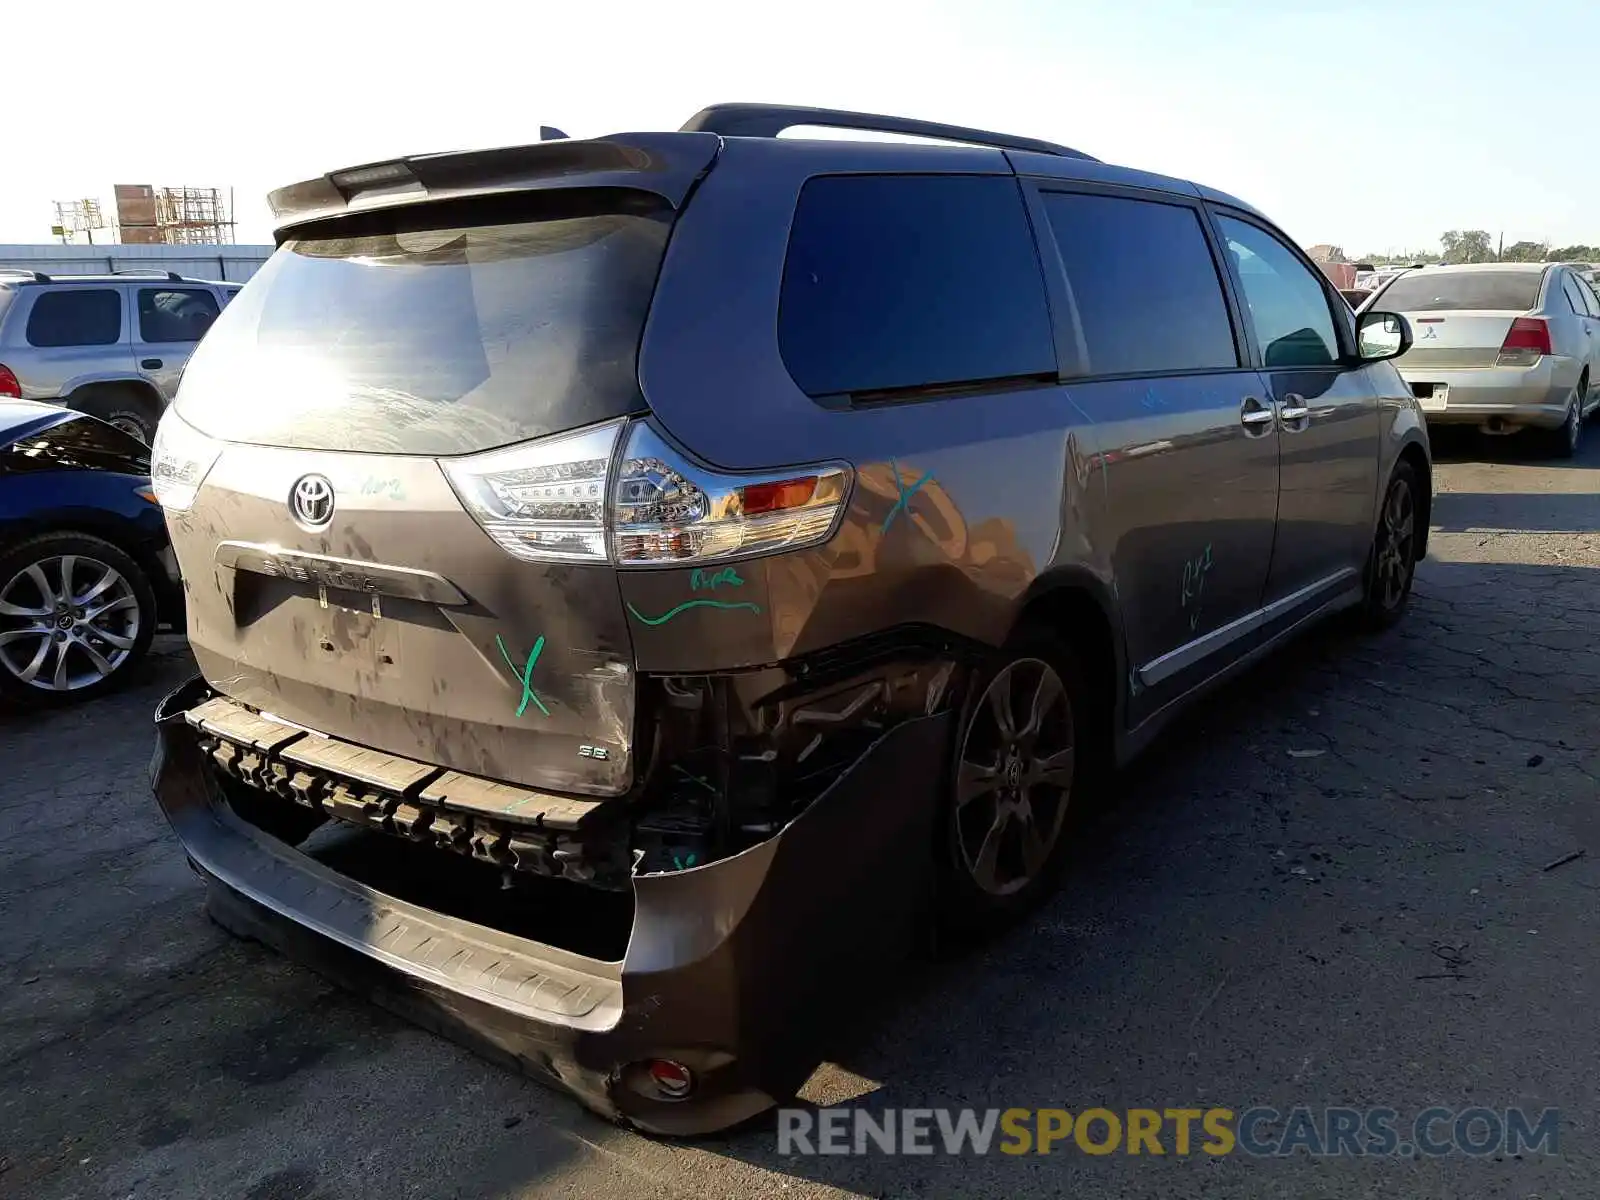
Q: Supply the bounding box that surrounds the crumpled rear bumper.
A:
[151,674,948,1135]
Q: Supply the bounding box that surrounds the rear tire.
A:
[0,531,156,706]
[1360,461,1420,630]
[937,629,1086,936]
[1547,381,1584,459]
[71,385,162,444]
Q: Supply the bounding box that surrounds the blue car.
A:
[0,400,180,704]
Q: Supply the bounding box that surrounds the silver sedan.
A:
[1365,262,1600,456]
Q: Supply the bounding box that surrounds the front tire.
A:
[1360,462,1420,629]
[938,632,1085,935]
[0,532,157,705]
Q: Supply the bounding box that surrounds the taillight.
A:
[441,420,621,564]
[150,409,222,512]
[1498,317,1551,365]
[0,364,20,399]
[444,418,852,566]
[610,422,850,565]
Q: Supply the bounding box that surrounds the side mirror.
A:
[1356,310,1411,362]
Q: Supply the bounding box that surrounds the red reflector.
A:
[741,476,817,515]
[645,1059,695,1099]
[0,365,20,399]
[1500,317,1551,356]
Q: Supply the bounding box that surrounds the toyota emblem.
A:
[289,474,335,528]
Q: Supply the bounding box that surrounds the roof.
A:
[1419,262,1551,273]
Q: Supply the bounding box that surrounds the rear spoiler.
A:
[267,132,722,238]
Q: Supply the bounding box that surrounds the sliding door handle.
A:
[1279,393,1311,425]
[1241,396,1275,433]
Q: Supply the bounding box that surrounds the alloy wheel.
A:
[1375,476,1416,610]
[0,554,142,691]
[954,657,1075,897]
[1566,394,1582,454]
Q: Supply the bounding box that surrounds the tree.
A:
[1440,230,1494,264]
[1501,239,1550,263]
[1549,244,1600,262]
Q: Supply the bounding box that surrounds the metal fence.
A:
[0,243,273,283]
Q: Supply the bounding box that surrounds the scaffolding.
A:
[114,184,236,245]
[50,198,110,245]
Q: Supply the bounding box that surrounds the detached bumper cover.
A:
[151,674,948,1135]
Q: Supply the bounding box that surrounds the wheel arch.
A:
[0,511,172,621]
[1395,437,1431,561]
[1009,566,1127,765]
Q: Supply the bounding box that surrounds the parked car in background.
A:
[0,271,239,443]
[0,401,179,703]
[1367,262,1600,456]
[148,101,1430,1135]
[1340,287,1373,309]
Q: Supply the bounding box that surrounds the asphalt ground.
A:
[2,426,1596,1199]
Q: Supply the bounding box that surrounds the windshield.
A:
[175,190,672,456]
[1376,270,1543,313]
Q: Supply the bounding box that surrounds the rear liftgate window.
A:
[175,190,673,455]
[778,174,1056,401]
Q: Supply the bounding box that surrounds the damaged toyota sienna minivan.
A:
[150,103,1430,1134]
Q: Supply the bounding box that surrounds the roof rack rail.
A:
[111,270,187,281]
[679,102,1098,162]
[0,267,50,282]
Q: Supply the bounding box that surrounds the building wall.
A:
[0,243,273,282]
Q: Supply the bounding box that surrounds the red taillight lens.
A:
[1500,317,1552,356]
[740,476,819,515]
[0,364,20,399]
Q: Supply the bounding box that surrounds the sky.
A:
[6,0,1595,256]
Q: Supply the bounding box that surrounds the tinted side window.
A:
[1,413,150,476]
[138,287,220,343]
[24,289,122,348]
[1579,277,1600,318]
[1217,217,1340,368]
[1041,192,1238,376]
[1559,275,1591,317]
[779,175,1055,397]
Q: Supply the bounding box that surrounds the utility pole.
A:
[1497,231,1504,261]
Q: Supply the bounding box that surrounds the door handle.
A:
[1240,396,1275,433]
[141,358,163,370]
[1278,393,1311,426]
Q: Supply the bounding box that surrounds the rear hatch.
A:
[1379,269,1546,370]
[160,176,696,797]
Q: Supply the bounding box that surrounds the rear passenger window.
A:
[25,289,121,348]
[779,175,1056,398]
[138,287,220,343]
[1217,218,1341,368]
[1560,275,1591,316]
[1041,192,1238,376]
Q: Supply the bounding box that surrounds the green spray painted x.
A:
[495,634,550,718]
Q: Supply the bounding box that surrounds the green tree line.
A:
[1358,232,1599,267]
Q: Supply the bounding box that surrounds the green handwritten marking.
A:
[495,634,550,718]
[626,599,761,626]
[671,852,700,871]
[689,566,744,590]
[360,477,405,501]
[881,457,933,534]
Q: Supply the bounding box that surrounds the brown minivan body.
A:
[150,105,1431,1133]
